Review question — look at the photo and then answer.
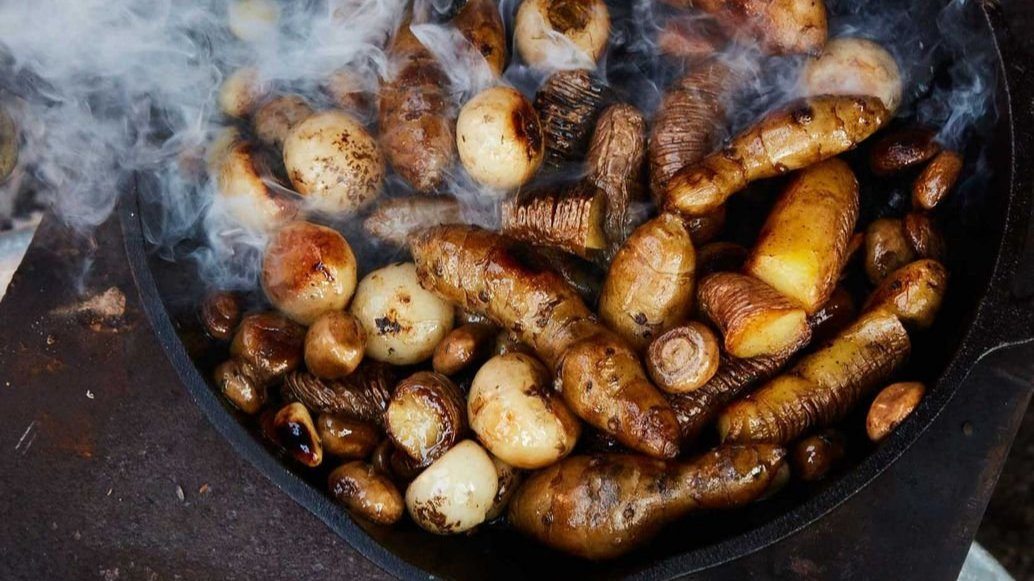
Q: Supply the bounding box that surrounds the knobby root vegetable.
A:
[866,381,925,442]
[586,103,648,247]
[501,181,606,256]
[744,158,859,312]
[281,364,396,427]
[508,444,788,559]
[410,225,681,458]
[646,322,721,394]
[534,69,611,166]
[718,309,911,444]
[698,272,811,358]
[661,0,827,56]
[600,214,696,351]
[363,196,463,247]
[665,95,888,216]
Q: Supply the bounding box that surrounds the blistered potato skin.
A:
[410,226,681,458]
[600,214,696,351]
[863,259,948,329]
[453,0,508,76]
[718,310,911,444]
[508,444,787,560]
[665,95,888,216]
[379,17,456,193]
[745,158,859,313]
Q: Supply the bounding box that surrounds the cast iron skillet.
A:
[120,1,1034,578]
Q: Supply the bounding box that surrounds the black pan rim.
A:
[117,4,1032,578]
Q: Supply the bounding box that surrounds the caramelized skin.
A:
[534,69,611,166]
[379,17,455,192]
[662,0,827,55]
[363,196,463,247]
[665,95,888,216]
[718,310,911,444]
[587,103,648,247]
[869,126,941,176]
[410,226,681,458]
[453,0,508,76]
[508,444,787,560]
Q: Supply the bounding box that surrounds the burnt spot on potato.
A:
[511,99,544,162]
[547,0,592,32]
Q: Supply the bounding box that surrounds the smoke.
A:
[0,0,999,294]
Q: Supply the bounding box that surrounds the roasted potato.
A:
[218,67,264,118]
[318,414,381,460]
[662,0,827,55]
[718,309,911,444]
[913,150,963,210]
[282,111,385,215]
[252,95,313,149]
[698,272,811,359]
[432,323,497,376]
[508,444,787,559]
[453,0,508,76]
[646,322,721,394]
[485,456,523,520]
[363,195,463,247]
[410,226,681,458]
[405,440,499,534]
[200,291,243,342]
[866,381,925,442]
[329,461,404,525]
[501,181,606,256]
[270,402,323,467]
[800,37,903,113]
[586,103,648,246]
[863,259,947,329]
[385,371,467,466]
[864,218,915,284]
[468,353,581,468]
[261,221,358,325]
[744,158,860,313]
[791,429,846,481]
[514,0,611,70]
[350,262,455,365]
[304,311,367,379]
[649,62,735,201]
[527,246,605,307]
[227,0,279,42]
[457,86,544,191]
[379,17,456,192]
[215,140,298,232]
[214,359,265,414]
[807,286,857,344]
[665,95,888,216]
[281,364,396,426]
[869,126,941,176]
[230,312,306,385]
[534,69,611,167]
[902,212,946,261]
[599,214,696,351]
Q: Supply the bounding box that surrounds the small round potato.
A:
[350,263,455,365]
[456,86,544,191]
[216,141,298,232]
[230,312,306,385]
[283,111,385,216]
[405,440,499,535]
[271,402,323,467]
[864,218,915,285]
[866,382,925,442]
[386,371,467,466]
[317,414,381,460]
[213,359,265,414]
[261,221,358,325]
[228,0,280,42]
[305,311,367,379]
[200,291,243,342]
[515,0,611,70]
[485,455,523,520]
[329,461,404,525]
[219,67,264,118]
[253,95,314,150]
[800,37,903,114]
[468,353,581,469]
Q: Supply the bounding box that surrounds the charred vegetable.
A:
[864,218,915,284]
[281,363,396,426]
[698,272,811,359]
[230,312,306,385]
[501,181,606,257]
[902,212,946,261]
[599,214,696,351]
[515,0,611,70]
[271,402,323,467]
[214,359,265,414]
[697,241,748,277]
[318,414,381,460]
[329,461,405,525]
[791,429,846,481]
[661,0,827,55]
[863,259,948,329]
[304,311,367,380]
[534,69,610,166]
[913,150,963,210]
[363,196,463,247]
[665,95,888,216]
[453,0,508,76]
[869,126,942,176]
[718,309,911,444]
[200,291,243,342]
[586,103,648,246]
[457,86,545,191]
[215,139,298,232]
[405,440,499,534]
[508,444,788,559]
[807,286,857,344]
[385,371,467,466]
[866,382,925,442]
[432,323,497,376]
[800,37,903,113]
[646,322,721,394]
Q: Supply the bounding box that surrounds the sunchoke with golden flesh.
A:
[599,214,696,351]
[718,309,911,444]
[665,95,888,216]
[501,181,607,257]
[410,225,681,458]
[508,444,788,560]
[698,272,811,359]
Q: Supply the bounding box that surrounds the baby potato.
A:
[271,402,323,467]
[800,37,903,114]
[350,263,455,365]
[405,440,499,535]
[515,0,611,70]
[385,371,467,466]
[305,311,367,379]
[261,221,358,325]
[200,291,243,342]
[215,140,298,232]
[230,312,306,385]
[792,429,846,481]
[283,111,385,216]
[228,0,280,43]
[864,259,948,329]
[866,382,925,442]
[253,95,314,150]
[468,353,581,469]
[214,359,265,414]
[318,414,381,460]
[485,456,524,520]
[864,218,915,284]
[329,461,404,525]
[219,67,264,118]
[432,323,497,376]
[457,86,545,191]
